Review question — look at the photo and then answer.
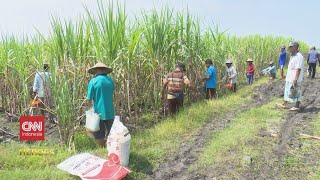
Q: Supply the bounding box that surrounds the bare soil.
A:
[151,73,320,180]
[151,79,285,180]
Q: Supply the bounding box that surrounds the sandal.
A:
[289,107,300,111]
[276,103,287,109]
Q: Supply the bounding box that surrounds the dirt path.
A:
[245,76,320,179]
[151,79,284,180]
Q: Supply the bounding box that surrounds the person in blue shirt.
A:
[279,46,287,79]
[86,62,114,147]
[203,59,217,99]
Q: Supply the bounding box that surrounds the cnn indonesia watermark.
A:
[20,116,45,141]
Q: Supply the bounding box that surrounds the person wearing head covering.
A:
[278,41,304,111]
[222,59,237,92]
[32,63,52,117]
[86,62,114,147]
[269,61,277,79]
[307,46,318,79]
[246,58,255,85]
[261,61,277,79]
[161,63,199,116]
[203,59,217,99]
[279,45,287,79]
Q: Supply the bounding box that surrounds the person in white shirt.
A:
[32,63,52,117]
[222,59,237,92]
[278,41,304,111]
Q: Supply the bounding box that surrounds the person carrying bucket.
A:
[86,62,115,147]
[222,59,237,92]
[246,58,255,85]
[277,41,304,111]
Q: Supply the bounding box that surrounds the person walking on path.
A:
[222,59,237,92]
[307,46,318,79]
[278,41,304,111]
[246,58,255,85]
[203,59,217,99]
[279,45,287,79]
[86,62,115,147]
[32,63,52,118]
[161,63,199,116]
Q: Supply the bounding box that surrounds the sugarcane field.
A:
[1,1,320,179]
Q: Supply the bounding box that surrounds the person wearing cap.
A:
[278,46,287,79]
[307,46,318,79]
[268,61,277,79]
[246,58,255,85]
[203,59,217,99]
[278,41,304,111]
[222,59,237,92]
[32,63,52,117]
[161,63,198,116]
[86,62,114,147]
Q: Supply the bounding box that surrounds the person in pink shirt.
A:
[246,58,255,85]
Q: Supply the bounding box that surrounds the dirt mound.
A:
[246,76,320,179]
[151,79,284,179]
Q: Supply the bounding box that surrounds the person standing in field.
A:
[222,59,237,92]
[203,59,217,99]
[32,63,52,117]
[246,58,254,85]
[86,62,114,147]
[307,46,318,79]
[279,45,287,79]
[278,41,304,111]
[161,63,198,116]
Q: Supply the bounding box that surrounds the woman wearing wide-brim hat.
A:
[86,62,115,147]
[246,58,255,85]
[222,59,237,92]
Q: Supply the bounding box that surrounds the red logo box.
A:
[20,116,45,141]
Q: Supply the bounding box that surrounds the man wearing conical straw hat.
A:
[86,62,114,147]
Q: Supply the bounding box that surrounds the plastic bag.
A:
[85,107,100,132]
[57,153,130,180]
[107,116,131,167]
[289,86,299,99]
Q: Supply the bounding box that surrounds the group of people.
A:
[30,40,315,147]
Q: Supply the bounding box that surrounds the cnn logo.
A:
[20,116,45,141]
[22,122,42,131]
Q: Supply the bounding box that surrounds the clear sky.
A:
[0,0,318,47]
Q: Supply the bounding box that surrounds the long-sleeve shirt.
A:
[307,50,319,63]
[269,65,277,75]
[247,64,255,76]
[222,66,237,84]
[32,71,51,98]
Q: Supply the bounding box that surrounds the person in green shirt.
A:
[86,62,114,147]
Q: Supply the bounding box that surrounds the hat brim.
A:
[247,60,253,62]
[88,67,113,74]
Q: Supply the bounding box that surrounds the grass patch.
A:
[191,98,284,177]
[0,78,268,179]
[281,107,320,179]
[127,78,268,178]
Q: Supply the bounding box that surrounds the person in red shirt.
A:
[246,58,255,85]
